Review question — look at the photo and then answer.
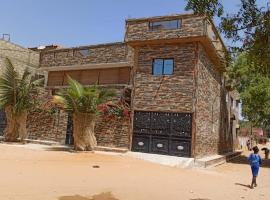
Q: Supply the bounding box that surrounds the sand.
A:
[0,142,269,200]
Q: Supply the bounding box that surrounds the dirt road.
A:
[0,143,269,200]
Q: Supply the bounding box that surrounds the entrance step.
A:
[94,146,128,153]
[24,139,60,146]
[195,151,242,168]
[127,152,195,168]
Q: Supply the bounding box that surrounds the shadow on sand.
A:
[190,198,211,200]
[58,192,119,200]
[235,183,251,189]
[44,146,74,152]
[227,155,270,168]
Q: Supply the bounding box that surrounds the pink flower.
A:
[123,108,129,117]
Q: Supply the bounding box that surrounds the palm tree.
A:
[53,76,115,151]
[0,58,43,142]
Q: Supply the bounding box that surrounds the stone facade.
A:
[27,109,68,143]
[27,108,130,148]
[125,14,205,42]
[26,87,131,149]
[195,44,228,157]
[95,118,130,149]
[23,13,234,158]
[40,42,128,68]
[133,43,195,112]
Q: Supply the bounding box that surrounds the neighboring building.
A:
[0,38,40,135]
[0,38,39,74]
[226,90,240,150]
[31,13,234,159]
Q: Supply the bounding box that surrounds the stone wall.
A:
[27,110,131,149]
[0,39,39,75]
[133,43,195,112]
[125,15,205,42]
[95,118,130,149]
[195,44,230,158]
[27,110,68,143]
[40,42,128,67]
[27,87,131,149]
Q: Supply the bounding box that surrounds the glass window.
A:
[79,49,90,57]
[149,19,181,31]
[153,59,163,75]
[163,59,174,75]
[153,59,174,75]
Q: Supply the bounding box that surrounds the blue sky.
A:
[0,0,267,48]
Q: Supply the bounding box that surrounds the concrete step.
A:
[126,152,195,168]
[94,146,128,153]
[195,151,242,168]
[25,139,60,146]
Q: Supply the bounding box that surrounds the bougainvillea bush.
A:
[98,101,130,121]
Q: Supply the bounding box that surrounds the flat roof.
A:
[41,42,125,53]
[125,13,197,23]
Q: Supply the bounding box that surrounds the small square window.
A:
[153,59,174,75]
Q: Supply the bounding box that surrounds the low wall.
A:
[27,110,68,143]
[95,117,130,149]
[27,110,131,149]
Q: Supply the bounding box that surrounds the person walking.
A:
[246,140,251,151]
[248,146,262,189]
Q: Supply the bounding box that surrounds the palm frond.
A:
[54,77,116,114]
[0,57,43,114]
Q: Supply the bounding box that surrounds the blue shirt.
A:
[248,153,262,167]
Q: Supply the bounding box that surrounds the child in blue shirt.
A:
[248,146,262,189]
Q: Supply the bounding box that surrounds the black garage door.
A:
[132,111,192,157]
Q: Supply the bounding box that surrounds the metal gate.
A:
[0,110,7,136]
[132,111,192,157]
[65,115,74,145]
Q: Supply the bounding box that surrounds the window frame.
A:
[152,58,174,76]
[149,19,181,31]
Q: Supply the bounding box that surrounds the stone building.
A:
[15,13,235,158]
[0,38,40,135]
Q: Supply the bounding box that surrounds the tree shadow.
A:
[227,155,270,168]
[44,146,74,153]
[58,192,119,200]
[190,198,211,200]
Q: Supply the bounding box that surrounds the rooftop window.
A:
[78,49,90,57]
[149,19,181,31]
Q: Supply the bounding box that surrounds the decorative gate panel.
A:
[0,110,7,136]
[65,115,74,145]
[132,111,192,157]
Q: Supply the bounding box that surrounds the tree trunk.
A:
[72,112,97,151]
[17,111,28,142]
[4,106,28,143]
[4,106,19,142]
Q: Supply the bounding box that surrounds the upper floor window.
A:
[152,59,174,75]
[149,19,181,31]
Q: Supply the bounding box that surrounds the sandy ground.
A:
[0,143,269,200]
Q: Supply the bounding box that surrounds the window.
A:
[149,19,181,31]
[153,59,174,75]
[78,49,90,57]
